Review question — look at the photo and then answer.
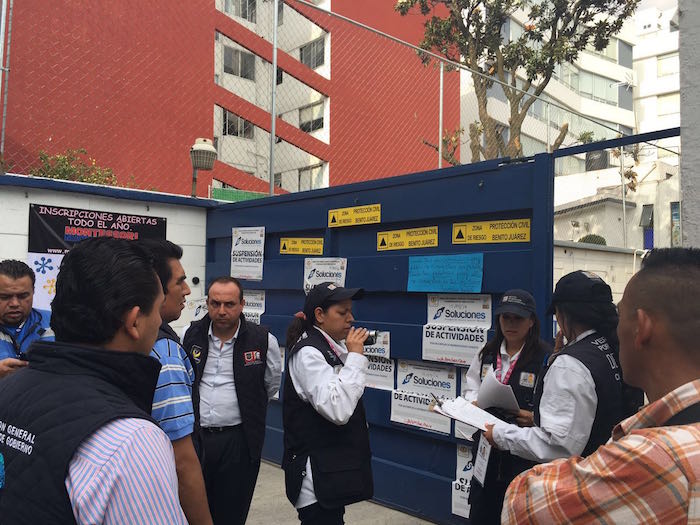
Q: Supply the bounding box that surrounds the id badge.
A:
[472,433,491,487]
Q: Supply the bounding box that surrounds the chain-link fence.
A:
[0,0,681,225]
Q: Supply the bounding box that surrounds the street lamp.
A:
[190,138,217,197]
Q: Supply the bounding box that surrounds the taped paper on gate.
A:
[230,226,265,281]
[396,360,457,398]
[452,444,474,518]
[242,290,265,325]
[423,294,492,365]
[433,397,505,431]
[303,258,347,294]
[363,331,390,358]
[390,390,450,434]
[365,356,394,391]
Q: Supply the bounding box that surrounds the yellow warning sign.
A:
[377,226,438,251]
[452,219,531,244]
[328,204,381,228]
[280,237,324,255]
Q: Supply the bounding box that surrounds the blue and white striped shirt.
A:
[65,418,187,524]
[150,337,195,441]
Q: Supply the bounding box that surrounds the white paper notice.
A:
[452,444,474,518]
[366,356,394,391]
[231,227,265,281]
[477,369,520,412]
[242,290,265,325]
[422,294,492,365]
[390,390,450,434]
[396,360,457,398]
[363,331,390,358]
[303,258,347,294]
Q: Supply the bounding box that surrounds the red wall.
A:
[4,1,459,195]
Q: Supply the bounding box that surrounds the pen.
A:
[431,392,443,407]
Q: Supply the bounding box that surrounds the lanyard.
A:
[495,352,518,385]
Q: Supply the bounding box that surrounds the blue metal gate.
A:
[205,153,554,524]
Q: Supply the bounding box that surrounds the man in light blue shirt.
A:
[141,239,212,525]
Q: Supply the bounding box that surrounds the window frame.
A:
[299,100,324,133]
[300,37,325,69]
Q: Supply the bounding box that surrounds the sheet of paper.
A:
[476,369,520,412]
[434,396,504,431]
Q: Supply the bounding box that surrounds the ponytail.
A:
[286,311,314,349]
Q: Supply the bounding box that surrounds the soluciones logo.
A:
[402,372,414,385]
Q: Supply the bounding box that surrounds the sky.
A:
[638,0,677,10]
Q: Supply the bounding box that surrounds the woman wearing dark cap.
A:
[462,289,550,525]
[483,271,642,466]
[282,282,373,525]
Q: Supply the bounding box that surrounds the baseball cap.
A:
[547,270,613,315]
[303,282,364,321]
[494,289,536,318]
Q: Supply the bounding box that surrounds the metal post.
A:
[438,61,444,168]
[0,0,13,155]
[191,168,198,198]
[268,0,279,196]
[546,102,551,153]
[621,151,627,248]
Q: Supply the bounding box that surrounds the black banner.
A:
[28,203,167,254]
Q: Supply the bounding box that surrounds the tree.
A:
[395,0,639,163]
[578,233,606,245]
[30,148,117,186]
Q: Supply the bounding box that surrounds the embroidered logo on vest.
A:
[191,345,202,363]
[244,350,263,366]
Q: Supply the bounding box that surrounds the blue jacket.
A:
[0,309,53,360]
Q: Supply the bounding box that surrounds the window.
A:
[585,38,618,62]
[224,0,256,23]
[657,52,679,77]
[658,93,680,116]
[273,173,282,188]
[671,201,681,247]
[276,67,283,85]
[277,1,283,25]
[579,71,617,106]
[299,101,324,132]
[222,110,254,139]
[298,164,323,191]
[640,204,654,250]
[224,47,255,81]
[300,37,324,69]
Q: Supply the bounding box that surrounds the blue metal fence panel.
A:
[205,154,554,524]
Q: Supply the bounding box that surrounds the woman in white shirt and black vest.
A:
[282,282,373,525]
[462,289,550,525]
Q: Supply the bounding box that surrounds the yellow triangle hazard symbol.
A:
[282,242,287,251]
[456,228,465,240]
[331,214,337,223]
[380,237,387,247]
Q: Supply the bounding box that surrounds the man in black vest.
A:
[503,248,700,523]
[0,237,187,524]
[183,276,281,525]
[141,239,212,525]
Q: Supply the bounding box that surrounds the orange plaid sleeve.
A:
[502,428,700,524]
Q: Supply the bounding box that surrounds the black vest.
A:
[282,328,373,509]
[183,313,270,459]
[473,341,549,484]
[0,341,160,525]
[534,332,625,457]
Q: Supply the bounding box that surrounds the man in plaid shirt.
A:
[503,247,700,524]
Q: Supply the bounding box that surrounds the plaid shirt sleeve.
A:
[502,381,700,524]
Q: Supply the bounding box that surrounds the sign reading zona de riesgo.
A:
[452,218,530,244]
[377,226,438,251]
[328,204,381,228]
[279,237,324,255]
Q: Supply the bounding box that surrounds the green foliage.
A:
[578,233,607,246]
[30,148,117,186]
[395,0,639,162]
[577,131,595,144]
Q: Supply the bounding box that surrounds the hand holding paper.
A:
[476,369,520,412]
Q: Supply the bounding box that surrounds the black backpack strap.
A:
[664,402,700,426]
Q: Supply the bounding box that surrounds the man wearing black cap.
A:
[282,282,373,525]
[484,270,629,463]
[182,276,281,525]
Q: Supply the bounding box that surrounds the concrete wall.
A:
[680,0,700,245]
[554,241,641,302]
[0,178,209,332]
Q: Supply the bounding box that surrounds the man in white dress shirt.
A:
[183,276,281,525]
